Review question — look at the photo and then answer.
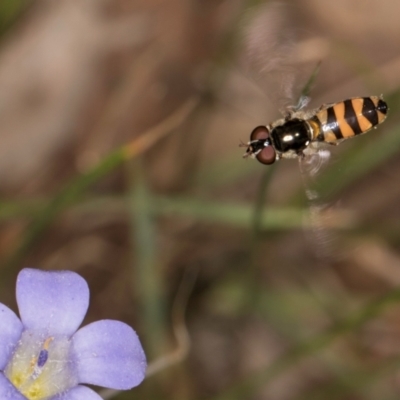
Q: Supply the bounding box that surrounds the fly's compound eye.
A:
[249,126,276,165]
[256,145,276,165]
[250,125,269,141]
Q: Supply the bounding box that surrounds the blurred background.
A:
[1,0,400,399]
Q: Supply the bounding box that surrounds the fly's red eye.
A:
[250,125,269,141]
[256,146,276,165]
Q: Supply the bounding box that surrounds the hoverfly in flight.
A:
[241,96,388,165]
[239,1,389,260]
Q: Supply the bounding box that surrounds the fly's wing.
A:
[298,147,340,261]
[237,2,317,113]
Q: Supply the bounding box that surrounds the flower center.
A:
[5,331,78,400]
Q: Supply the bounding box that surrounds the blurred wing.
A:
[301,145,331,179]
[298,147,337,260]
[238,2,313,111]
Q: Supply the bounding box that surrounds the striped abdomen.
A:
[312,96,388,143]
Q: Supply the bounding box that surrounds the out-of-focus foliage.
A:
[0,0,30,35]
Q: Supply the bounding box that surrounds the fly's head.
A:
[240,125,277,165]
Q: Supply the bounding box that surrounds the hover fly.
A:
[241,96,388,165]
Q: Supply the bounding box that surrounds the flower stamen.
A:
[28,337,53,382]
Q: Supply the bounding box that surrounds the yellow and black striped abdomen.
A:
[313,96,388,143]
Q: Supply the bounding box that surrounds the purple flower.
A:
[0,268,146,400]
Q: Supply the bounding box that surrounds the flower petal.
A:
[54,385,103,400]
[16,268,89,336]
[0,372,26,400]
[0,303,23,370]
[72,320,146,390]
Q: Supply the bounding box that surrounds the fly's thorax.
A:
[270,118,313,155]
[314,96,388,143]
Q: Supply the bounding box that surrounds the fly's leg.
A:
[284,112,293,121]
[281,107,296,121]
[296,149,306,158]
